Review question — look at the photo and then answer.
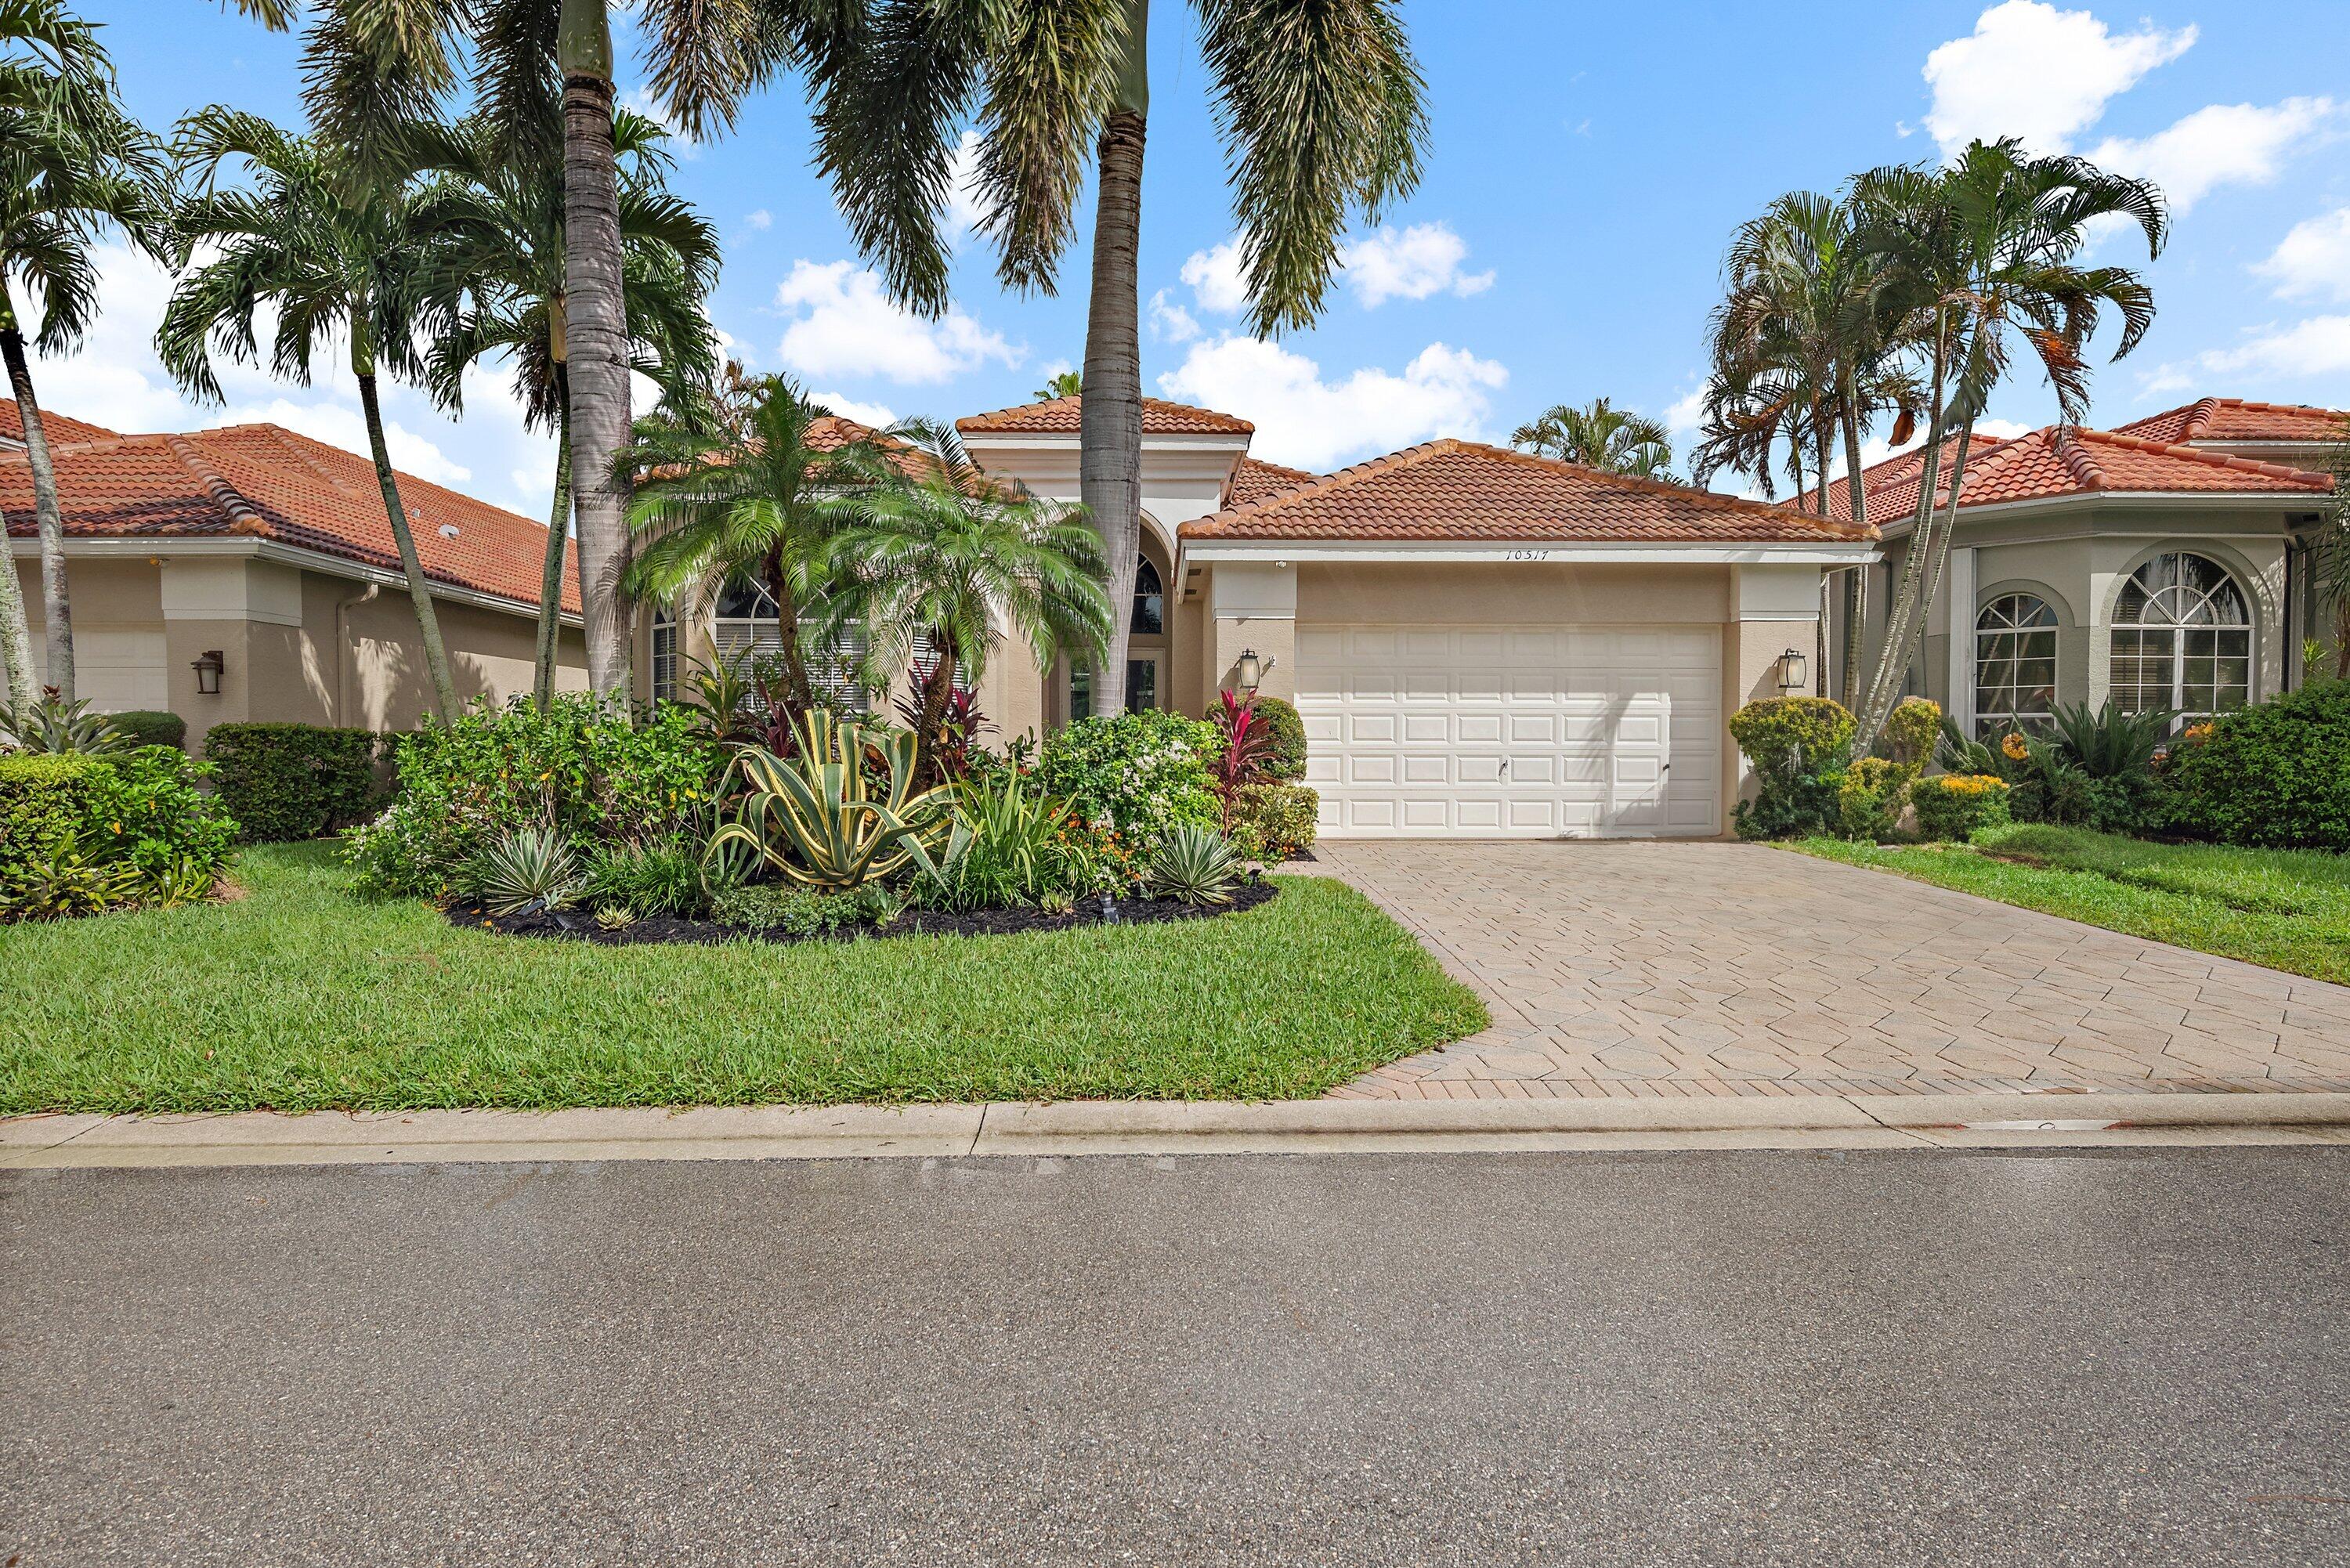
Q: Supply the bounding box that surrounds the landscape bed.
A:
[0,843,1486,1115]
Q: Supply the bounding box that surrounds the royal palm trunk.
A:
[533,358,572,710]
[1079,0,1150,718]
[1838,395,1869,704]
[1,284,73,705]
[559,0,634,703]
[352,334,461,724]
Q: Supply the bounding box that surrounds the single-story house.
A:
[3,399,585,750]
[951,396,1878,839]
[1824,399,2342,738]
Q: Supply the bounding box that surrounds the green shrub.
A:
[1836,756,1916,840]
[1911,774,2013,840]
[583,835,710,918]
[1036,710,1220,847]
[1883,697,1941,767]
[915,769,1082,912]
[2167,679,2350,850]
[1145,823,1242,906]
[1251,695,1308,782]
[1229,781,1318,860]
[108,710,186,750]
[710,880,902,935]
[1730,697,1856,839]
[345,696,721,897]
[0,748,236,919]
[205,723,381,842]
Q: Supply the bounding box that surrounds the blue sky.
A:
[38,0,2350,518]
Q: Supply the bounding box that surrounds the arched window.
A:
[2109,552,2252,721]
[1975,593,2058,738]
[1132,558,1165,635]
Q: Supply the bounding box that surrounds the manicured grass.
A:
[1,842,1487,1115]
[1788,824,2350,985]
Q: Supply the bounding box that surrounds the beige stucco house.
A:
[1828,399,2341,739]
[3,400,585,752]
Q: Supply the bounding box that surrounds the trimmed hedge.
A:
[1912,774,2012,840]
[204,723,382,842]
[0,753,114,880]
[2167,679,2350,850]
[107,710,187,750]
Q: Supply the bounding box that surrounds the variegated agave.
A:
[708,711,953,891]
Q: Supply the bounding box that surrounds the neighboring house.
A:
[1821,399,2342,739]
[956,396,1878,839]
[2,399,584,750]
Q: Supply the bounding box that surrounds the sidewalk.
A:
[7,1092,2350,1169]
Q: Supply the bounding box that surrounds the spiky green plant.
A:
[708,710,950,891]
[0,689,128,753]
[1145,824,1241,907]
[468,824,584,915]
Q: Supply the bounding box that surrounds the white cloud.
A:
[810,390,899,429]
[2253,208,2350,302]
[1180,239,1250,315]
[1148,289,1199,343]
[2088,97,2340,212]
[1922,2,2194,158]
[621,86,697,158]
[1663,384,1709,438]
[772,259,1019,385]
[1157,337,1508,470]
[743,209,772,231]
[1337,222,1495,309]
[2167,316,2350,383]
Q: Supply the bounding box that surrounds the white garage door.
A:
[1295,623,1723,838]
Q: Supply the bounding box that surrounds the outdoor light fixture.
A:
[1235,648,1276,692]
[192,649,225,695]
[1777,647,1807,693]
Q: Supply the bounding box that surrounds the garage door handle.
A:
[1498,758,1509,779]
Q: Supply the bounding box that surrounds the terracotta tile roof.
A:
[2114,397,2347,446]
[1803,433,1999,526]
[0,398,121,449]
[1816,424,2334,528]
[2,419,575,612]
[1183,439,1875,544]
[1228,456,1320,508]
[956,395,1253,436]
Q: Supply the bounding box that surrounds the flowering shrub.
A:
[1836,756,1916,840]
[1036,710,1220,848]
[1,746,236,918]
[346,696,721,897]
[1911,773,2012,840]
[1229,781,1319,861]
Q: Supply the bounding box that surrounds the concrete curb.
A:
[5,1092,2349,1169]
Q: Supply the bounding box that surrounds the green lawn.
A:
[1788,824,2350,985]
[0,843,1486,1115]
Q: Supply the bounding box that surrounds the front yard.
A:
[0,843,1486,1115]
[1791,825,2350,985]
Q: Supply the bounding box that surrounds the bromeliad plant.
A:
[708,710,951,891]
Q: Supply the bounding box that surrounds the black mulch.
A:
[444,877,1280,947]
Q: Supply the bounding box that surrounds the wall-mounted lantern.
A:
[1776,647,1807,694]
[1235,648,1276,693]
[192,649,225,695]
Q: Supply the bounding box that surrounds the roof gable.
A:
[1184,439,1875,544]
[2115,397,2346,446]
[956,396,1253,436]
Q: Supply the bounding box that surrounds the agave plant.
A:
[1145,825,1242,908]
[708,711,950,891]
[0,689,130,754]
[469,825,584,916]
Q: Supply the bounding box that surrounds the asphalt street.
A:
[5,1147,2347,1566]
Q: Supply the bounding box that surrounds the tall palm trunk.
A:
[1079,0,1148,719]
[913,635,957,786]
[1838,391,1869,703]
[1856,318,1953,738]
[2,282,74,704]
[533,361,572,710]
[352,338,460,723]
[559,0,634,704]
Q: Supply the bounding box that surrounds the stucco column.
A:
[1206,561,1296,704]
[1944,545,1976,734]
[161,558,298,753]
[1729,564,1822,817]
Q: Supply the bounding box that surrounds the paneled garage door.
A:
[1295,623,1723,838]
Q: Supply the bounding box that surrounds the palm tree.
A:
[1511,398,1676,480]
[819,418,1112,783]
[820,0,1428,714]
[1848,139,2164,743]
[1032,369,1082,402]
[157,108,462,722]
[410,107,719,709]
[620,376,896,714]
[219,0,868,708]
[0,0,165,707]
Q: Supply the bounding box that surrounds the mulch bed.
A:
[444,877,1280,947]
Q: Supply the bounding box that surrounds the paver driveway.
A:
[1316,840,2350,1100]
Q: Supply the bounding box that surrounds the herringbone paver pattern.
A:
[1317,840,2350,1100]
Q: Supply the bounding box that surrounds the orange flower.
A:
[2001,732,2029,761]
